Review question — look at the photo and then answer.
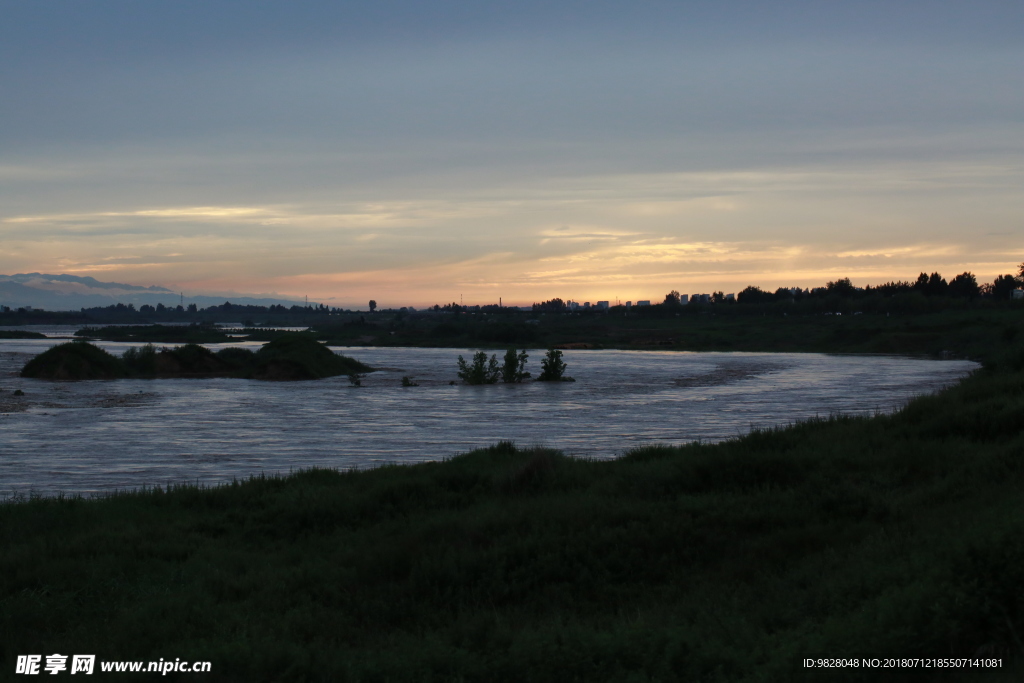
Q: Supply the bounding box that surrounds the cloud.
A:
[126,207,266,219]
[1,2,1022,306]
[1,157,1022,307]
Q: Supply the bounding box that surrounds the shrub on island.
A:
[122,343,241,377]
[158,343,237,376]
[457,351,501,384]
[501,348,530,383]
[536,348,575,382]
[457,348,531,385]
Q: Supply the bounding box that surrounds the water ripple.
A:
[0,340,977,496]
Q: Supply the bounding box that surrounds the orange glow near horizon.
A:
[161,251,1019,309]
[4,163,1022,308]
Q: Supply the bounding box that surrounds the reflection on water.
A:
[0,336,977,496]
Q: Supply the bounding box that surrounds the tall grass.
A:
[2,353,1023,680]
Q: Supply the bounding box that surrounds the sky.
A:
[1,1,1022,308]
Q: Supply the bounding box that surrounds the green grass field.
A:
[2,336,1023,680]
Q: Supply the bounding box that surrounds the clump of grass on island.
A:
[20,334,371,381]
[251,333,370,380]
[19,340,127,380]
[3,343,1024,681]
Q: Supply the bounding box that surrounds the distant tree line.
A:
[4,264,1022,322]
[733,267,1022,304]
[740,273,955,304]
[533,298,567,313]
[520,265,1024,315]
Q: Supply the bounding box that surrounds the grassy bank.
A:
[501,308,1020,358]
[2,345,1023,680]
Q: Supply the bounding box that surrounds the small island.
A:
[20,334,372,381]
[0,330,48,339]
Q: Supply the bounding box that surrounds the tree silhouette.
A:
[991,274,1018,300]
[538,349,569,381]
[737,286,770,304]
[532,298,566,312]
[501,348,530,383]
[369,300,377,313]
[947,272,979,299]
[926,273,948,296]
[457,352,500,384]
[826,278,857,296]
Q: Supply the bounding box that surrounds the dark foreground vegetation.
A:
[3,338,1024,680]
[20,334,370,381]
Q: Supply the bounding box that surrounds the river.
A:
[0,330,977,496]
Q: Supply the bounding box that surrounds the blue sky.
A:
[1,1,1021,306]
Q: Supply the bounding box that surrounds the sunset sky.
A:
[2,1,1022,308]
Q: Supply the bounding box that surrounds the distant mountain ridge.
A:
[1,273,174,293]
[0,273,302,311]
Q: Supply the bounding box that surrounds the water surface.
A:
[0,336,977,496]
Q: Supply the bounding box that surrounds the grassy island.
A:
[0,330,47,339]
[73,324,310,345]
[3,332,1023,679]
[20,334,371,381]
[75,324,234,344]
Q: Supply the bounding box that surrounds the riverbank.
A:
[2,343,1022,680]
[59,307,1024,362]
[317,307,1024,362]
